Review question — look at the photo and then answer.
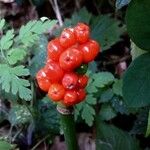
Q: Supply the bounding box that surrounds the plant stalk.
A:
[58,106,78,150]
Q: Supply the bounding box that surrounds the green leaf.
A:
[7,48,26,65]
[0,19,5,30]
[91,15,125,51]
[123,53,150,107]
[0,64,32,101]
[126,0,150,50]
[35,96,60,134]
[86,94,97,105]
[99,105,116,121]
[75,94,96,126]
[100,89,114,103]
[131,109,148,135]
[92,72,115,88]
[0,29,14,50]
[8,104,32,125]
[146,110,150,137]
[29,36,47,77]
[0,140,12,150]
[96,122,140,150]
[111,97,128,114]
[131,41,147,60]
[81,104,95,126]
[71,7,92,25]
[19,20,57,46]
[112,79,123,96]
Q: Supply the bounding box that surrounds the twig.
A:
[31,135,49,150]
[103,55,131,66]
[49,0,63,27]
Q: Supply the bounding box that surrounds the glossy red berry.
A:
[63,90,78,106]
[36,69,51,92]
[77,89,86,103]
[47,38,64,61]
[74,23,90,43]
[48,83,65,101]
[78,75,89,88]
[62,72,78,90]
[59,28,76,48]
[45,59,64,82]
[59,47,83,71]
[80,40,100,63]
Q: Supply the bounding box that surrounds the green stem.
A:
[59,111,78,150]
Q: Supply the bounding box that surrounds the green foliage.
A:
[29,35,48,77]
[100,89,114,103]
[91,15,125,51]
[75,94,96,126]
[0,64,32,100]
[0,29,14,50]
[131,41,147,60]
[96,121,140,150]
[0,140,12,150]
[146,110,150,137]
[19,20,57,46]
[92,72,115,88]
[126,0,150,50]
[8,104,32,126]
[0,19,5,30]
[7,48,26,65]
[35,96,60,134]
[112,79,123,96]
[131,109,149,135]
[55,7,125,51]
[0,19,56,101]
[123,53,150,107]
[99,105,116,121]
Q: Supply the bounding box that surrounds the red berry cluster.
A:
[36,23,100,106]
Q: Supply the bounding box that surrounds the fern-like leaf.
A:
[0,64,32,101]
[19,20,57,46]
[0,29,14,50]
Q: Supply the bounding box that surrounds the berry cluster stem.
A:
[59,108,78,150]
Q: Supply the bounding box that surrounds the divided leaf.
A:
[99,105,117,121]
[0,19,5,30]
[19,20,57,46]
[0,29,14,50]
[92,72,115,88]
[75,94,96,126]
[8,104,32,125]
[91,15,125,51]
[0,64,32,101]
[7,48,27,65]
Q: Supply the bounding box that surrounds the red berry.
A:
[74,23,90,43]
[48,83,65,101]
[62,72,78,90]
[45,59,64,82]
[59,48,83,71]
[36,69,51,92]
[80,40,100,63]
[47,38,64,61]
[78,75,89,88]
[59,28,76,48]
[63,90,78,106]
[77,89,86,103]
